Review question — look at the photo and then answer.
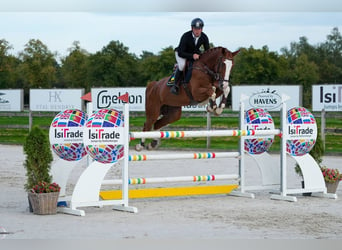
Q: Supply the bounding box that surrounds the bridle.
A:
[192,53,231,90]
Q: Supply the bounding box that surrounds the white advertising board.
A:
[92,88,145,111]
[30,89,84,111]
[232,85,302,111]
[92,87,210,112]
[312,84,342,111]
[0,89,23,112]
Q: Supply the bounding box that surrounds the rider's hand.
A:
[193,53,200,60]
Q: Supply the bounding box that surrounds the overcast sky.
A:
[1,1,341,59]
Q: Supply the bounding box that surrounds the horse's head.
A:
[199,47,240,91]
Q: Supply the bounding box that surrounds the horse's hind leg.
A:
[146,106,182,150]
[135,105,161,151]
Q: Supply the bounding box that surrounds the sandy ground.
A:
[1,144,342,239]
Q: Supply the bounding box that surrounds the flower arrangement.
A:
[320,166,342,183]
[30,181,61,194]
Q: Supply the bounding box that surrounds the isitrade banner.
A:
[0,89,23,111]
[312,84,342,112]
[232,85,302,111]
[30,89,84,111]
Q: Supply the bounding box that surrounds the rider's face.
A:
[192,27,202,37]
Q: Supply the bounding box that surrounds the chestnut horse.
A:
[135,46,239,151]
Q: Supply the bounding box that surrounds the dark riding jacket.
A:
[176,30,210,61]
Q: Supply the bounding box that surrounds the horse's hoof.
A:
[135,144,144,151]
[146,144,160,151]
[215,108,223,115]
[206,106,214,113]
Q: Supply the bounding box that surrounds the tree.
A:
[137,46,175,85]
[291,54,319,108]
[320,27,342,83]
[231,46,283,84]
[88,40,139,87]
[0,39,19,88]
[18,39,57,89]
[60,41,91,91]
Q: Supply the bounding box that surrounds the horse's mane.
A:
[200,46,228,60]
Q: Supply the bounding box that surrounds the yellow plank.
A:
[100,184,239,200]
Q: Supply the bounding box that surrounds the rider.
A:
[170,17,210,95]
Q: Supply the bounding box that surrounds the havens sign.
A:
[232,85,302,111]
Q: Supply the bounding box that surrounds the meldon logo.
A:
[249,88,281,110]
[96,90,143,109]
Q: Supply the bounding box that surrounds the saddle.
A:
[166,62,196,105]
[166,61,193,86]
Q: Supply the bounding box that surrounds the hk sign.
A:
[30,89,84,111]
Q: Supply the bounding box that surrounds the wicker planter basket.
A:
[325,180,340,194]
[28,192,60,215]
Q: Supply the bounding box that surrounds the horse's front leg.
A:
[215,83,230,115]
[206,86,217,113]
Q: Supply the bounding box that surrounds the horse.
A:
[135,46,240,151]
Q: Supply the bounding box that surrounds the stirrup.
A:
[170,85,179,95]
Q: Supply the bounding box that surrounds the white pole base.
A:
[229,190,255,199]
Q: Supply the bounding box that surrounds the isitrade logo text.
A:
[246,124,272,130]
[84,127,125,145]
[287,124,316,139]
[50,127,84,143]
[88,129,121,140]
[54,128,83,138]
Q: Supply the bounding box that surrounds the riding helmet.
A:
[191,18,204,29]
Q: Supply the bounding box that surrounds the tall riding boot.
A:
[170,69,182,95]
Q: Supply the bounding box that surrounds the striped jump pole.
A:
[128,152,240,161]
[102,174,239,186]
[130,129,281,140]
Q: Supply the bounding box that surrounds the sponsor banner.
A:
[312,84,342,111]
[182,104,207,112]
[0,89,23,111]
[92,88,145,111]
[30,89,84,111]
[232,85,301,111]
[83,127,125,145]
[91,87,210,112]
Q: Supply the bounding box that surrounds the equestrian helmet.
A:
[191,18,204,29]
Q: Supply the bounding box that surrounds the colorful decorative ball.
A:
[50,109,88,161]
[244,108,275,154]
[286,107,317,156]
[85,109,125,164]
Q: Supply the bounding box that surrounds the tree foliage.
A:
[17,39,57,89]
[0,27,341,108]
[23,126,53,191]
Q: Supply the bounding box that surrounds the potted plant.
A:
[320,166,342,194]
[24,126,60,215]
